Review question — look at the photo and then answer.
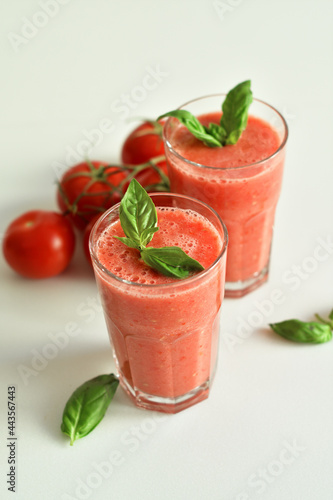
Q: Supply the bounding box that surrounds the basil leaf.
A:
[61,374,119,446]
[206,122,227,144]
[220,80,253,145]
[141,246,204,279]
[113,236,140,250]
[315,312,333,328]
[269,320,332,344]
[140,226,160,245]
[119,178,158,248]
[158,109,222,148]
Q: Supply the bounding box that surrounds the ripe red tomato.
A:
[2,210,76,279]
[121,120,165,165]
[121,120,169,188]
[57,161,127,230]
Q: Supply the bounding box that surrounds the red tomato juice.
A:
[91,201,227,412]
[164,110,287,292]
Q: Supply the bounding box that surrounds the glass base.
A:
[120,375,210,414]
[225,266,269,298]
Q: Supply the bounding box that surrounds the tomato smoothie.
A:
[90,193,228,413]
[163,95,288,297]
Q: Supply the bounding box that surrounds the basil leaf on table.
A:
[61,374,119,446]
[269,319,333,344]
[158,80,253,147]
[117,178,158,249]
[141,246,204,279]
[315,308,333,326]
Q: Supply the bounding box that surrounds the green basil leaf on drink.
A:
[158,80,253,147]
[61,374,119,446]
[140,226,160,247]
[113,236,141,250]
[269,319,333,344]
[118,178,158,249]
[141,246,204,279]
[114,229,159,250]
[158,110,222,148]
[206,122,227,144]
[115,179,205,279]
[220,80,253,145]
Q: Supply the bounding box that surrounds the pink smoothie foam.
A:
[96,207,222,284]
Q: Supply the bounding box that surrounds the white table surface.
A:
[1,1,333,499]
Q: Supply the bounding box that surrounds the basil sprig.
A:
[157,109,222,148]
[61,374,119,445]
[114,179,204,279]
[158,80,253,148]
[269,309,333,344]
[115,176,159,250]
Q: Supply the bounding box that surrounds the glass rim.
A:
[89,192,228,289]
[163,94,289,171]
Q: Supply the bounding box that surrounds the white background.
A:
[1,1,333,499]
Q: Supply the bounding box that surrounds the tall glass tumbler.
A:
[90,193,228,413]
[163,95,288,297]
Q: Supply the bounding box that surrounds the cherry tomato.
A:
[121,120,165,164]
[3,210,76,279]
[57,161,126,230]
[83,214,101,266]
[121,120,168,188]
